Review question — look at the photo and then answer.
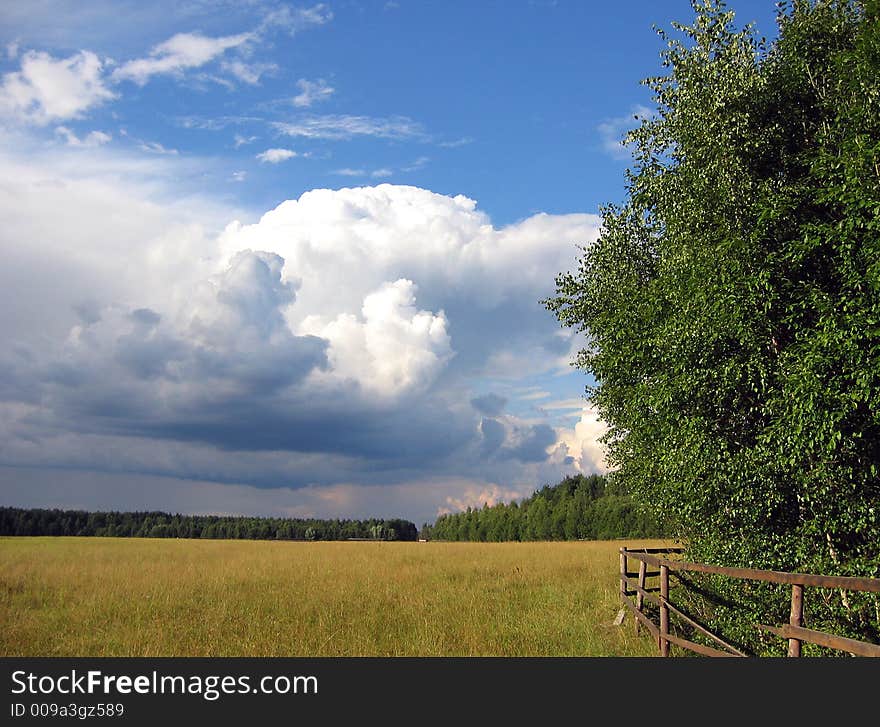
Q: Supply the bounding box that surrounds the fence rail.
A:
[619,547,880,657]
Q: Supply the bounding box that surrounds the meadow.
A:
[0,537,668,657]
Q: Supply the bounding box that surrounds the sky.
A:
[0,0,781,526]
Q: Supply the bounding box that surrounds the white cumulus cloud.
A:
[218,184,598,315]
[0,50,116,125]
[256,148,297,163]
[555,406,608,474]
[300,279,452,399]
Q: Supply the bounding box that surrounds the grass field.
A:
[0,537,669,656]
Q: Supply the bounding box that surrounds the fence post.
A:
[788,584,804,657]
[620,549,628,605]
[660,564,669,657]
[635,560,647,634]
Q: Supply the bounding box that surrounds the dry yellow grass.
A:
[0,536,668,656]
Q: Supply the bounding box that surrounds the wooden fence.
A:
[619,547,880,657]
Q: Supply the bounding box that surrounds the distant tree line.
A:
[0,507,418,542]
[421,474,664,542]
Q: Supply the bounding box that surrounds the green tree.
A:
[546,0,880,652]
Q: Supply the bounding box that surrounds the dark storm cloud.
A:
[130,308,161,327]
[471,393,507,417]
[507,423,557,463]
[0,346,48,403]
[98,391,474,463]
[114,328,186,380]
[479,416,505,454]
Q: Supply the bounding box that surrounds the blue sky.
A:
[0,1,781,525]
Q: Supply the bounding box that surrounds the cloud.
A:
[221,60,278,85]
[256,148,297,163]
[233,133,258,147]
[0,135,239,354]
[0,148,603,518]
[216,184,599,315]
[477,417,505,457]
[471,393,507,416]
[332,167,395,178]
[437,137,474,148]
[178,115,264,131]
[438,482,535,516]
[597,104,652,159]
[555,407,608,474]
[292,78,335,108]
[507,423,557,462]
[30,250,329,445]
[299,279,452,399]
[472,413,558,464]
[402,156,430,172]
[0,50,116,125]
[230,170,247,182]
[55,126,111,147]
[139,140,178,155]
[0,5,332,126]
[273,114,425,141]
[111,31,254,85]
[519,390,550,401]
[540,397,587,411]
[260,3,334,35]
[332,158,427,180]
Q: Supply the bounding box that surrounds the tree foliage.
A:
[546,0,880,652]
[422,474,665,542]
[0,507,418,542]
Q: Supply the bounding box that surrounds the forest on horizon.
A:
[0,473,659,543]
